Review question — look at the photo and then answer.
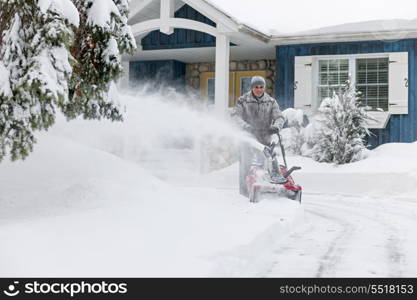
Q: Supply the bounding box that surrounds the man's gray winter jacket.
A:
[233,91,285,145]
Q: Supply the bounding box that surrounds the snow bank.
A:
[286,142,417,199]
[0,133,164,222]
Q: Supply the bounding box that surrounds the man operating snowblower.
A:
[233,76,287,197]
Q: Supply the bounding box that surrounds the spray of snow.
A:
[50,85,262,180]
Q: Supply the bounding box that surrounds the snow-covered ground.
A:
[0,88,416,277]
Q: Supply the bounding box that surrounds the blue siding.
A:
[141,4,216,50]
[276,40,417,147]
[129,60,186,90]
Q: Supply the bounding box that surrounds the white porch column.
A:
[160,0,175,34]
[214,34,230,116]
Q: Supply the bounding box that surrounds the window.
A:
[317,59,349,102]
[314,55,390,111]
[356,58,389,111]
[294,52,408,122]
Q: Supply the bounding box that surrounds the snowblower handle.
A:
[270,133,279,145]
[268,126,281,135]
[276,131,288,169]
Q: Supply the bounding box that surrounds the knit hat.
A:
[250,76,266,89]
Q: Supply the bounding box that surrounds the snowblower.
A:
[246,130,302,203]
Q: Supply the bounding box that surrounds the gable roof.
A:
[129,0,270,41]
[127,0,274,62]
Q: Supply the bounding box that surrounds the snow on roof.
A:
[201,0,267,35]
[205,0,417,36]
[277,18,417,37]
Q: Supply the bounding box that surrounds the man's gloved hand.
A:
[268,124,281,134]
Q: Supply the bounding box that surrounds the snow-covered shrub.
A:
[280,108,309,155]
[299,118,320,157]
[310,81,372,164]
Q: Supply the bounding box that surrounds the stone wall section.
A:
[185,59,276,97]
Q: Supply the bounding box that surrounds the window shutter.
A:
[388,52,408,114]
[294,56,313,115]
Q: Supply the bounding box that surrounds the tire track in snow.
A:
[307,198,406,277]
[263,203,355,277]
[264,194,411,277]
[304,206,355,277]
[262,218,319,277]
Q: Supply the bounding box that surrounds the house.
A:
[125,0,417,147]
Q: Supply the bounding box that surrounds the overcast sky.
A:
[208,0,417,34]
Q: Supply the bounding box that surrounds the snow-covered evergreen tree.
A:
[311,80,372,164]
[0,0,77,161]
[0,0,136,162]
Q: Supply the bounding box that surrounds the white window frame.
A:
[312,52,390,112]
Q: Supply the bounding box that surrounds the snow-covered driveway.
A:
[256,193,417,277]
[149,153,417,277]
